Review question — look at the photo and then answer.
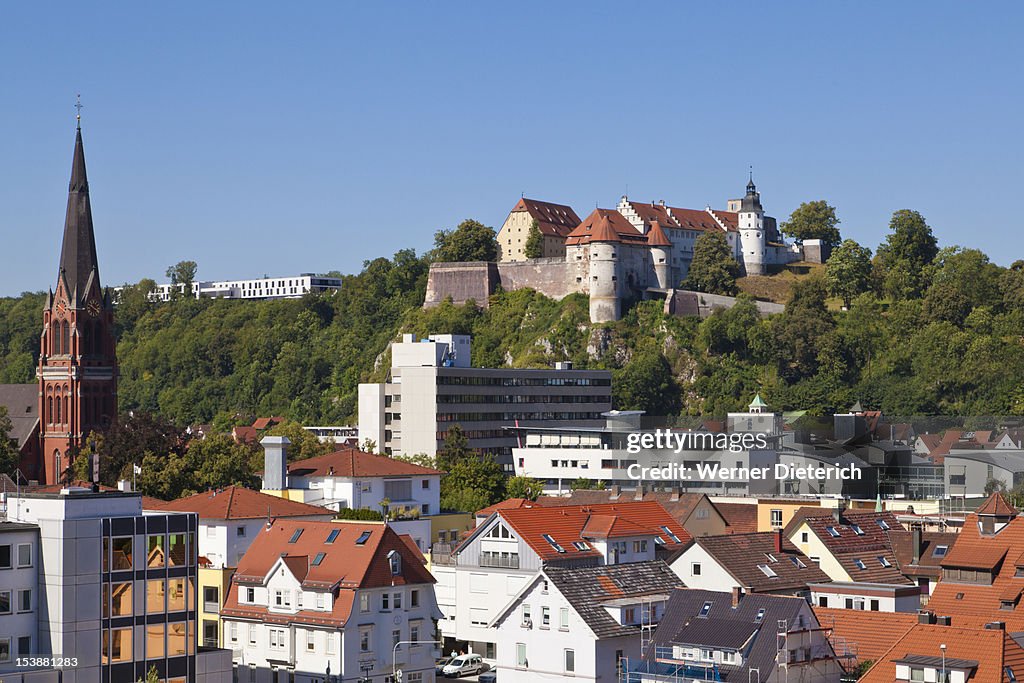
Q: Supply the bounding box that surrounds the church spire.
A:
[58,120,100,305]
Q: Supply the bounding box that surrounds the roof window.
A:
[355,531,372,545]
[542,534,566,553]
[312,552,326,566]
[661,526,682,544]
[288,528,304,544]
[699,601,713,617]
[326,529,340,544]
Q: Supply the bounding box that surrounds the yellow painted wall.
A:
[787,521,852,582]
[197,566,235,649]
[756,499,820,532]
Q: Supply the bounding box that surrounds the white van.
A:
[442,654,484,677]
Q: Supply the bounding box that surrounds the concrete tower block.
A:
[260,436,290,491]
[589,242,621,322]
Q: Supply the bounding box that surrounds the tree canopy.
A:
[781,200,841,248]
[875,209,939,300]
[683,232,739,295]
[825,239,872,308]
[524,220,544,259]
[432,219,499,262]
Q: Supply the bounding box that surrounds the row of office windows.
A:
[436,376,611,387]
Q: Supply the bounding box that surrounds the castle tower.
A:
[737,176,767,276]
[37,120,117,484]
[647,220,672,289]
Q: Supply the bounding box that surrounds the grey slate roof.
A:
[0,384,39,450]
[544,560,683,640]
[646,588,813,681]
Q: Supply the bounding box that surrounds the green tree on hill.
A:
[683,232,739,295]
[781,200,841,248]
[825,239,872,308]
[0,407,16,478]
[875,209,938,300]
[524,220,544,259]
[432,219,499,262]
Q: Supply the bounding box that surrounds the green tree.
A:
[165,260,198,297]
[876,209,939,300]
[91,413,188,486]
[523,220,544,259]
[431,219,499,263]
[505,476,543,500]
[922,247,1002,324]
[773,276,835,381]
[781,200,841,248]
[570,477,606,491]
[0,406,17,478]
[683,232,739,295]
[436,424,472,473]
[441,456,506,513]
[613,346,682,415]
[824,239,872,308]
[139,665,160,683]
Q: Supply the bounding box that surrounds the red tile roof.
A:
[646,220,672,247]
[890,530,959,578]
[475,497,539,518]
[157,485,335,520]
[490,501,691,562]
[814,607,919,665]
[251,416,284,431]
[284,448,441,478]
[714,502,759,534]
[790,509,912,584]
[232,425,258,444]
[536,490,722,531]
[565,209,647,245]
[978,492,1020,517]
[861,624,1024,683]
[511,198,581,238]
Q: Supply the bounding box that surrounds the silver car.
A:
[442,654,484,677]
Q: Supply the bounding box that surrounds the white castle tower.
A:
[737,176,767,276]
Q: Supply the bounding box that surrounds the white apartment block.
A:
[0,522,41,678]
[115,274,342,303]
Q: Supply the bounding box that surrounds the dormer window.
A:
[878,556,892,567]
[854,559,867,570]
[933,545,949,558]
[388,550,401,575]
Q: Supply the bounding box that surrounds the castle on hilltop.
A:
[428,179,824,322]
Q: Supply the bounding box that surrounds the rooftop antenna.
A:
[75,94,83,130]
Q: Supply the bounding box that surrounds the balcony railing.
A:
[480,554,520,569]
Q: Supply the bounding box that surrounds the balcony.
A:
[480,553,520,569]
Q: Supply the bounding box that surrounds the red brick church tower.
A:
[36,118,117,484]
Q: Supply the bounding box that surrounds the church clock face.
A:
[87,298,101,318]
[56,301,66,316]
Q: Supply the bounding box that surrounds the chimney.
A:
[261,436,291,491]
[731,586,742,608]
[670,487,681,502]
[917,610,935,625]
[833,500,845,524]
[634,485,645,501]
[609,485,621,500]
[774,528,784,554]
[912,528,922,564]
[986,622,1006,631]
[117,479,132,493]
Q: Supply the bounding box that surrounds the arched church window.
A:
[55,393,62,424]
[61,321,70,355]
[47,396,53,425]
[52,322,60,354]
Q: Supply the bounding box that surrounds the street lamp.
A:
[393,639,441,682]
[940,644,947,683]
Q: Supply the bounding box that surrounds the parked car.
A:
[442,654,484,678]
[479,670,498,683]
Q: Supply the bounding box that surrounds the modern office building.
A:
[116,274,343,302]
[358,334,612,470]
[5,486,233,683]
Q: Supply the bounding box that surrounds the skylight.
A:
[764,553,778,563]
[876,519,890,531]
[854,559,867,570]
[933,545,948,557]
[758,564,778,578]
[326,529,340,544]
[355,531,372,545]
[790,556,806,569]
[288,528,304,544]
[699,601,713,617]
[826,527,841,538]
[573,541,591,551]
[661,526,682,544]
[851,525,865,536]
[542,534,566,553]
[654,536,666,545]
[312,552,326,566]
[755,608,766,623]
[878,556,892,567]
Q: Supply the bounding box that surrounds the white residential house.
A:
[489,561,682,683]
[259,437,440,552]
[809,582,922,612]
[219,519,441,683]
[431,501,690,661]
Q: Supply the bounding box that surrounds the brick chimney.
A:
[609,485,621,500]
[634,485,645,501]
[670,487,681,502]
[774,528,784,554]
[731,586,742,608]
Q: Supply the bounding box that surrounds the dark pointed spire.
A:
[58,123,100,305]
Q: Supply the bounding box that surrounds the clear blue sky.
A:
[2,2,1022,296]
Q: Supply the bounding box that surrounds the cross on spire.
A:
[75,94,83,129]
